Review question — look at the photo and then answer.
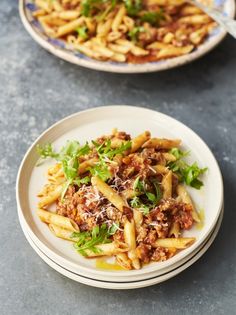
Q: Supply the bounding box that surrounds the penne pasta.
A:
[116,253,133,270]
[153,237,195,249]
[177,184,200,222]
[91,176,127,212]
[49,224,75,241]
[78,158,98,174]
[80,242,129,257]
[112,5,126,32]
[162,170,172,199]
[131,131,151,153]
[38,209,79,231]
[32,0,216,63]
[133,209,143,229]
[142,138,181,149]
[56,17,84,37]
[152,164,170,174]
[38,184,63,208]
[124,218,140,269]
[36,129,207,269]
[169,222,180,238]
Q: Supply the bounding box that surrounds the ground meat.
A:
[151,247,169,262]
[56,185,111,230]
[137,226,148,243]
[123,206,133,222]
[174,203,193,229]
[115,131,131,141]
[138,26,157,46]
[113,230,125,243]
[106,206,122,221]
[145,229,157,245]
[136,243,152,263]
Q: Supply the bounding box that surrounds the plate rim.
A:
[16,105,224,278]
[18,203,224,283]
[19,205,224,289]
[19,0,236,73]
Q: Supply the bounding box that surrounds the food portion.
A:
[31,0,216,63]
[36,129,207,270]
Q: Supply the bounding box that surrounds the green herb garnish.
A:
[128,26,145,42]
[90,139,131,181]
[36,143,59,160]
[76,26,88,40]
[130,196,150,215]
[168,148,207,189]
[140,10,164,25]
[108,222,120,235]
[71,224,112,256]
[37,141,91,198]
[124,0,142,16]
[131,177,162,214]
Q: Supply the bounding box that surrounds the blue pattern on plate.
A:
[24,0,228,68]
[26,3,37,11]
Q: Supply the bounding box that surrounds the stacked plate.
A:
[16,106,224,289]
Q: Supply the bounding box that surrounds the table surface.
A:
[1,1,236,314]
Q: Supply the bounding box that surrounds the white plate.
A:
[19,205,224,289]
[19,0,235,73]
[16,106,223,280]
[18,203,224,282]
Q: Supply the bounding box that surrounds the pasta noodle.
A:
[36,129,207,269]
[30,0,216,63]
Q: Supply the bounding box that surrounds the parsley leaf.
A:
[90,161,112,182]
[132,177,162,213]
[182,162,207,189]
[108,222,120,235]
[168,148,207,189]
[36,143,59,160]
[76,26,88,40]
[130,196,150,215]
[37,141,91,199]
[124,0,142,16]
[90,139,131,181]
[71,224,112,256]
[128,26,145,42]
[140,10,164,25]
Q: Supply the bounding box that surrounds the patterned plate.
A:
[19,0,235,73]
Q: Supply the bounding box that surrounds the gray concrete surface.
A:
[0,1,236,314]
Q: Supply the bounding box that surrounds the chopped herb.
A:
[128,26,145,42]
[90,139,131,181]
[73,176,91,186]
[182,162,207,189]
[36,143,59,160]
[140,10,164,25]
[124,0,142,16]
[108,222,120,235]
[37,141,91,198]
[93,139,131,161]
[71,224,112,256]
[152,179,162,203]
[76,26,88,40]
[81,0,113,17]
[168,148,207,189]
[146,192,156,202]
[90,160,112,182]
[130,196,150,215]
[133,176,148,193]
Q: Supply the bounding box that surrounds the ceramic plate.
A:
[18,205,224,289]
[19,0,235,73]
[16,105,223,280]
[18,203,224,282]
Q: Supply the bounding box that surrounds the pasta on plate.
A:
[37,129,207,270]
[32,0,216,63]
